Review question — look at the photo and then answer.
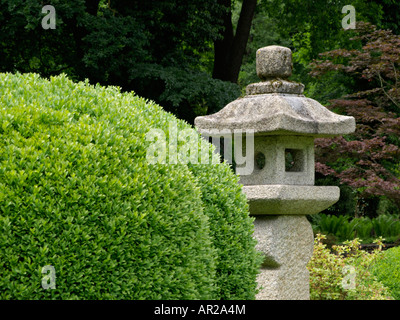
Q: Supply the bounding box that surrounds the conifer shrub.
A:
[0,72,261,299]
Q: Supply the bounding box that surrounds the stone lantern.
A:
[194,45,355,300]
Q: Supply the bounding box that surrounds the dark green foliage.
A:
[310,214,358,243]
[240,0,400,104]
[311,213,400,244]
[0,72,261,299]
[316,174,357,217]
[0,0,240,124]
[371,246,400,300]
[130,65,241,123]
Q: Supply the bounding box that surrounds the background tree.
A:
[212,0,257,83]
[310,22,400,217]
[239,0,400,97]
[0,0,253,124]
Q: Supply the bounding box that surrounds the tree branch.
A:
[377,71,400,110]
[391,61,398,88]
[229,0,257,82]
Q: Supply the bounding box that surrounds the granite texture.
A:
[242,185,340,215]
[246,79,304,95]
[195,93,355,137]
[237,135,315,185]
[256,46,293,80]
[253,215,314,300]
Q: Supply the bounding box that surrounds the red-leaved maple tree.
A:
[310,22,400,212]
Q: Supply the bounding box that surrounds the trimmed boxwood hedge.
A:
[0,72,261,299]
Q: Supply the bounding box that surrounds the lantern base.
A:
[253,215,314,300]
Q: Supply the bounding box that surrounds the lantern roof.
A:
[195,45,355,137]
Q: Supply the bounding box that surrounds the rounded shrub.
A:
[188,163,261,299]
[0,72,261,299]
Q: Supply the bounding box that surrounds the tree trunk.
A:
[86,0,101,15]
[212,0,257,83]
[212,0,234,82]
